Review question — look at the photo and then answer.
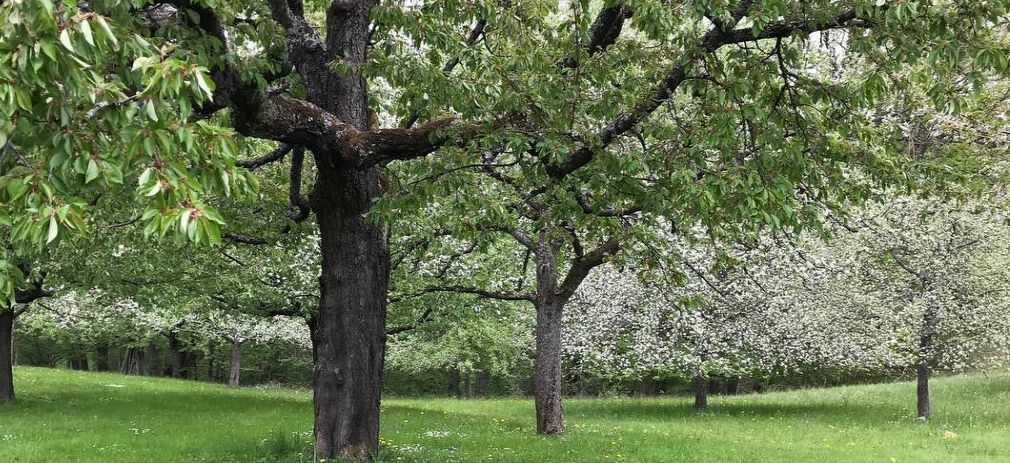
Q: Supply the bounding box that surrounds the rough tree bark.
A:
[533,235,565,434]
[228,339,241,388]
[1,311,14,402]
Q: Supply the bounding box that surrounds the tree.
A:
[5,0,1010,458]
[385,1,1010,435]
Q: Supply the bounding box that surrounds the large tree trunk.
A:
[303,0,387,458]
[534,297,564,434]
[1,311,15,402]
[692,374,708,410]
[310,165,389,459]
[533,235,565,435]
[228,340,241,388]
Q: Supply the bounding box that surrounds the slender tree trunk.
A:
[69,353,88,371]
[95,343,111,372]
[310,165,389,459]
[1,311,15,402]
[917,358,929,419]
[450,369,461,397]
[692,374,708,410]
[206,344,215,382]
[228,340,241,388]
[476,371,490,397]
[10,317,17,367]
[119,348,130,373]
[143,344,157,376]
[917,304,938,420]
[168,334,184,379]
[464,373,473,399]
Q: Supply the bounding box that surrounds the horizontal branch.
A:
[223,231,268,245]
[385,307,435,336]
[399,285,534,302]
[236,144,292,170]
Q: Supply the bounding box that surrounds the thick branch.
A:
[224,232,268,245]
[545,5,877,179]
[287,147,312,222]
[407,285,534,302]
[236,144,292,170]
[556,238,620,302]
[558,4,633,68]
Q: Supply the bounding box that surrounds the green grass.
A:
[2,367,1009,462]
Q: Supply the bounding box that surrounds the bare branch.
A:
[224,232,269,245]
[236,144,292,170]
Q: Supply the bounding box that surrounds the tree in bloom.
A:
[564,195,1010,414]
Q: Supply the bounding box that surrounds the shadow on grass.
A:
[570,400,896,420]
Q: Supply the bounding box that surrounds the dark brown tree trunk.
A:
[476,371,490,397]
[303,1,387,458]
[69,353,88,370]
[534,297,564,434]
[228,340,241,388]
[450,369,461,397]
[310,165,389,459]
[917,304,938,420]
[533,235,565,435]
[692,374,708,410]
[168,333,185,378]
[95,343,112,372]
[1,311,15,402]
[917,359,929,419]
[143,344,157,376]
[464,373,473,399]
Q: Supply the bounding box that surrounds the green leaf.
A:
[194,71,214,100]
[94,15,118,48]
[59,29,74,52]
[79,20,95,46]
[85,159,99,183]
[138,167,154,186]
[46,215,58,244]
[145,100,158,121]
[180,208,193,231]
[146,181,162,196]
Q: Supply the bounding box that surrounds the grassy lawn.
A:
[1,367,1009,462]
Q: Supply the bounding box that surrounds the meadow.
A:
[1,367,1008,462]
